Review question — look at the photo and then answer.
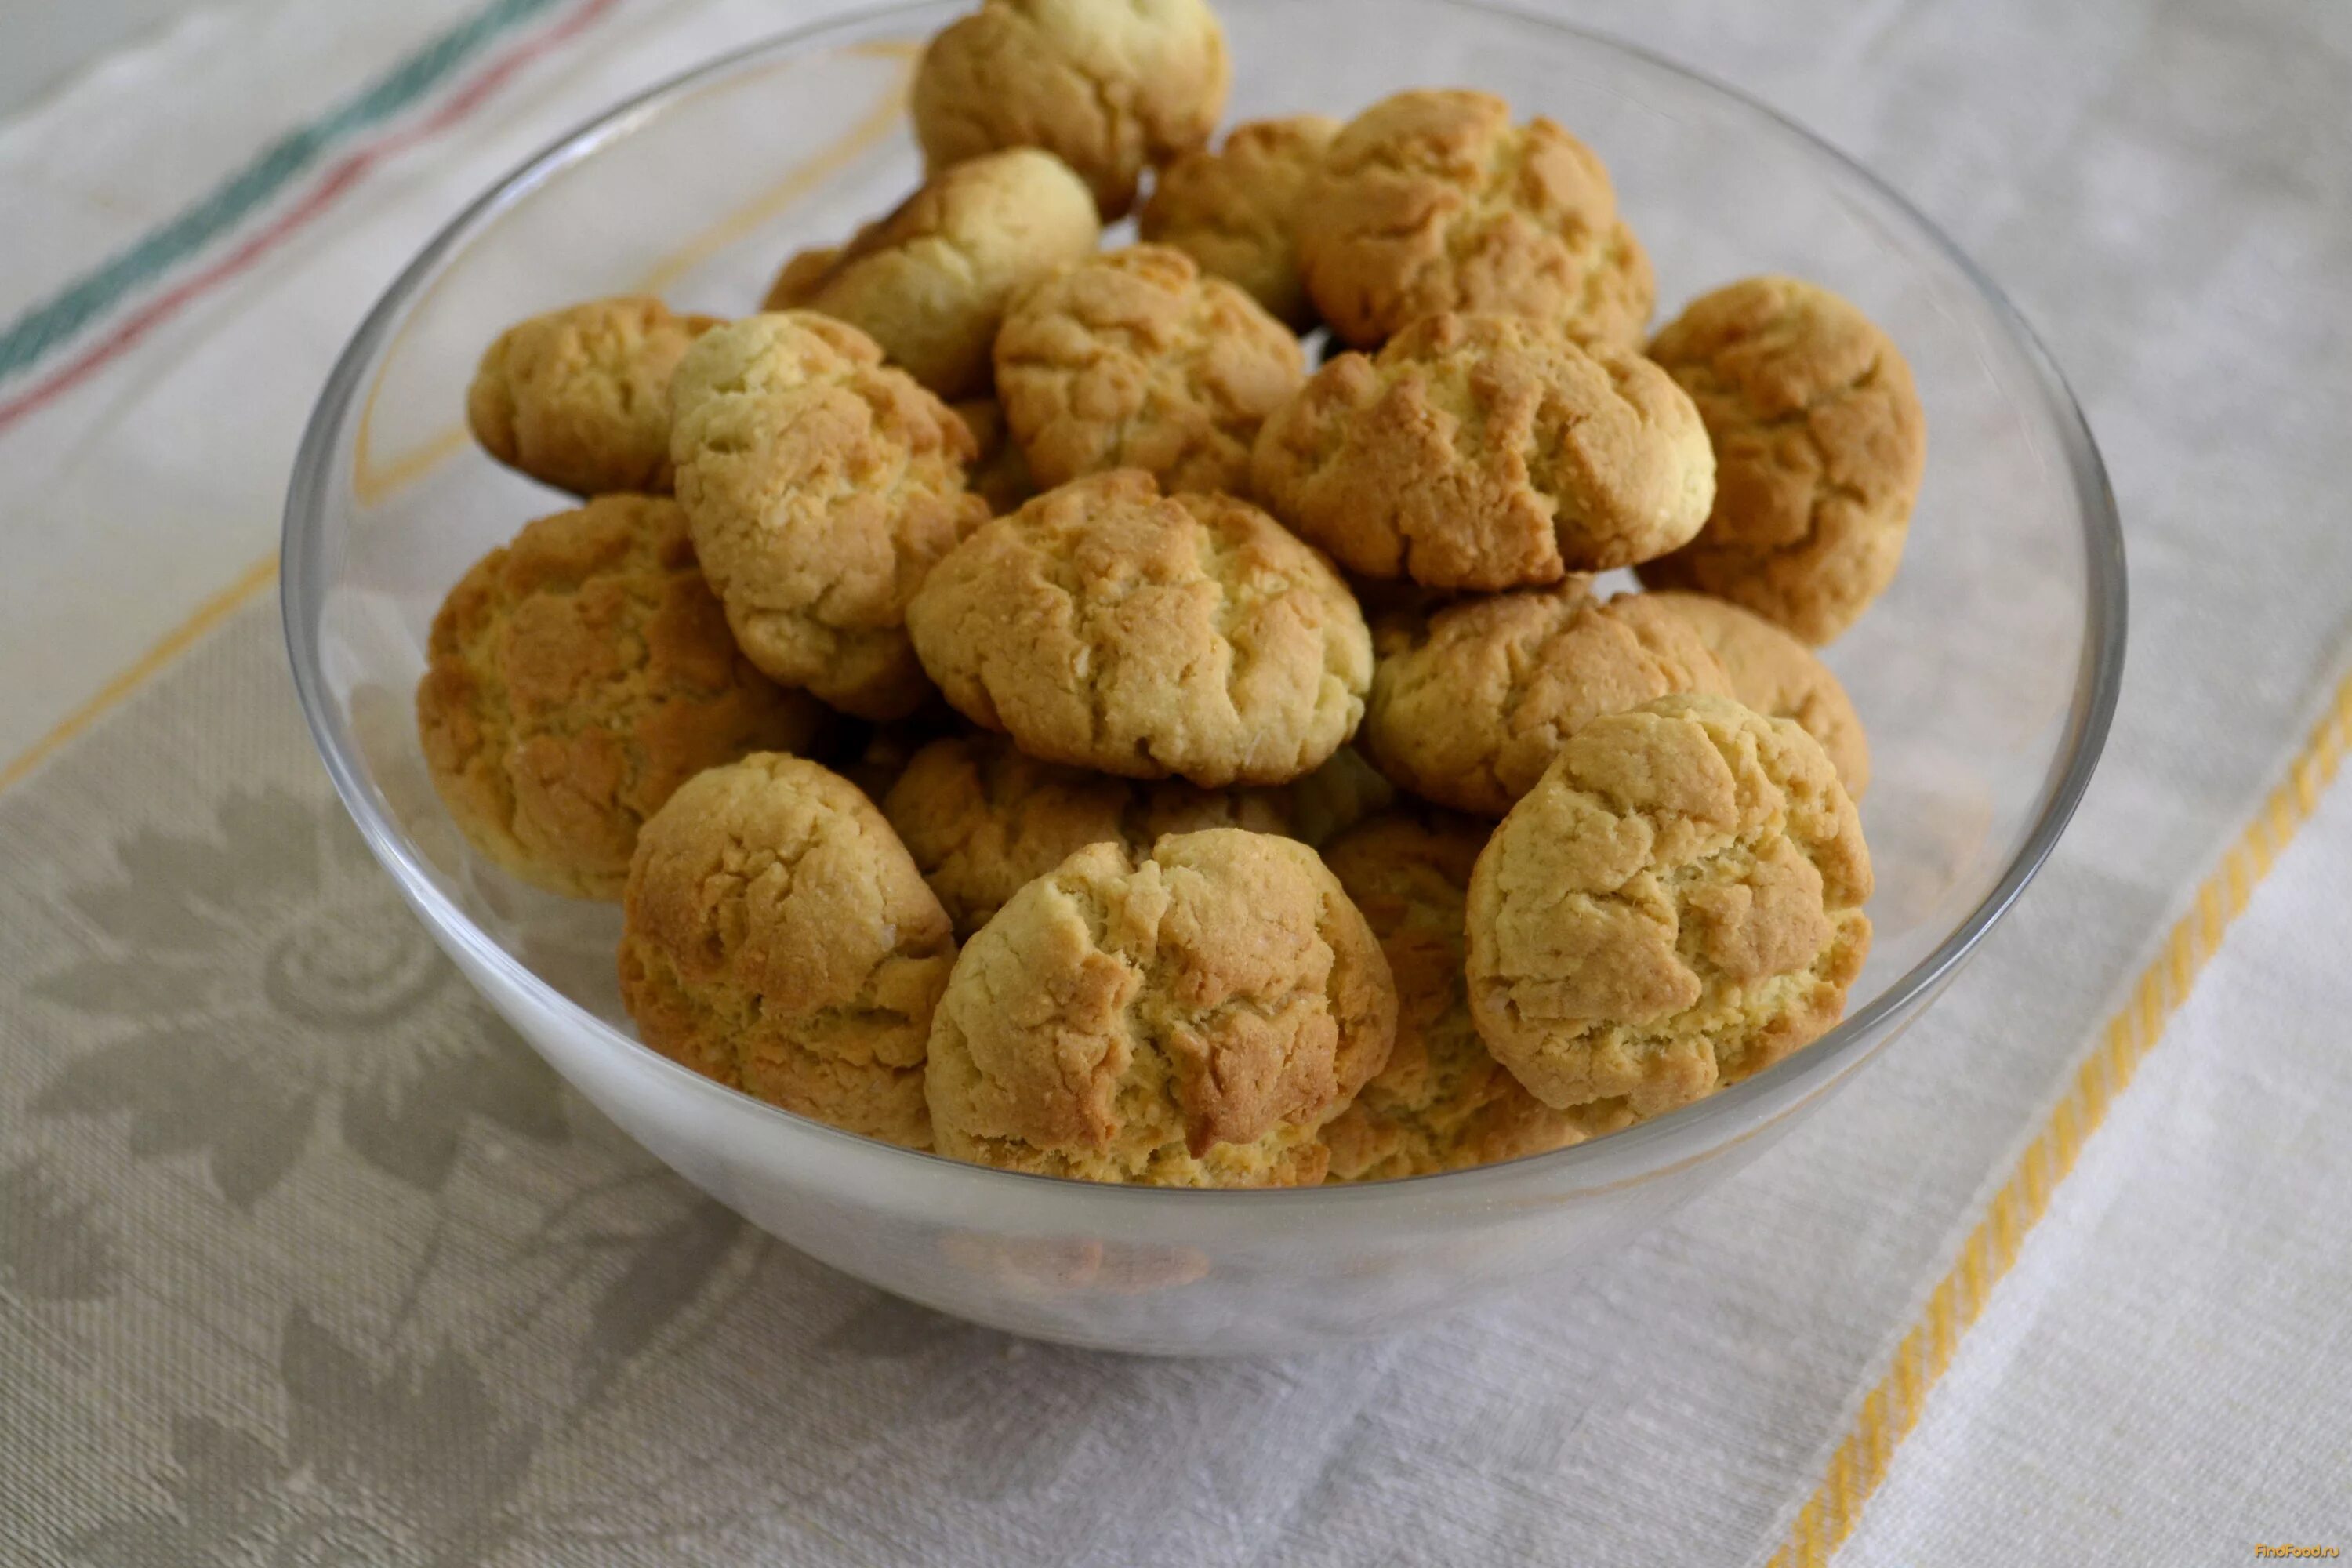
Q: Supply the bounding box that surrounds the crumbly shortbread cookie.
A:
[466,296,721,496]
[1138,114,1341,329]
[1296,89,1653,349]
[924,828,1396,1185]
[1252,313,1714,587]
[1466,693,1872,1116]
[1637,276,1926,644]
[911,0,1229,219]
[618,754,956,1148]
[667,312,989,720]
[883,732,1293,937]
[760,149,1101,399]
[905,470,1373,786]
[1646,590,1870,797]
[993,245,1305,495]
[1363,585,1733,816]
[417,495,823,900]
[1321,811,1632,1181]
[949,397,1039,514]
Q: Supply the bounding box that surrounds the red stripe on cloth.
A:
[0,0,623,437]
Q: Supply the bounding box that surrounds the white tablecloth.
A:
[2,2,2347,1563]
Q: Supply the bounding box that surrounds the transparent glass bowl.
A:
[284,0,2124,1355]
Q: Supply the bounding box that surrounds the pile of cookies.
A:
[419,0,1922,1187]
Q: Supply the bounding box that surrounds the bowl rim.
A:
[282,0,2128,1210]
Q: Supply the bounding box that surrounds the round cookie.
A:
[1138,114,1341,330]
[1637,276,1927,644]
[924,828,1397,1185]
[466,296,721,496]
[1465,693,1872,1117]
[416,495,824,900]
[905,470,1374,787]
[760,149,1101,399]
[882,731,1292,937]
[618,754,956,1149]
[1252,312,1715,588]
[949,397,1039,514]
[1321,811,1633,1181]
[667,311,989,720]
[993,245,1305,496]
[1295,89,1654,350]
[1363,585,1734,817]
[1646,590,1871,798]
[911,0,1230,220]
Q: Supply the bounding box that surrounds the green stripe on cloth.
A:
[0,0,572,385]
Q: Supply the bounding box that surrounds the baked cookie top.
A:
[466,296,721,496]
[1647,590,1871,797]
[1251,312,1715,588]
[667,310,989,720]
[912,0,1229,220]
[1465,693,1871,1116]
[1637,275,1927,644]
[882,731,1292,938]
[761,148,1101,400]
[417,495,822,901]
[924,828,1396,1185]
[993,244,1305,496]
[905,470,1374,787]
[1364,585,1734,817]
[1321,810,1631,1181]
[1296,89,1653,349]
[617,753,956,1149]
[1138,114,1342,330]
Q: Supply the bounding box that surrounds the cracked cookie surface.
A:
[1252,312,1714,588]
[912,0,1229,219]
[1637,275,1926,644]
[1138,114,1341,330]
[993,245,1305,496]
[668,311,989,720]
[417,495,823,900]
[1466,693,1871,1116]
[1646,590,1870,797]
[618,753,956,1148]
[1322,810,1632,1181]
[1364,586,1733,817]
[1295,89,1653,349]
[924,828,1396,1185]
[761,148,1100,399]
[905,470,1374,787]
[466,296,721,496]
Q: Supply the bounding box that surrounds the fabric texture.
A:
[2,0,2349,1563]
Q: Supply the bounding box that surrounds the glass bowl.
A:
[284,0,2124,1356]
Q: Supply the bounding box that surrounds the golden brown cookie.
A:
[618,753,956,1148]
[1321,811,1633,1181]
[1138,114,1341,329]
[760,149,1101,399]
[906,470,1374,787]
[1363,585,1734,817]
[949,397,1039,514]
[882,731,1292,937]
[993,245,1305,495]
[1646,590,1870,798]
[1251,312,1715,588]
[667,311,989,720]
[466,296,722,496]
[924,828,1396,1185]
[1295,89,1653,350]
[1637,276,1927,644]
[911,0,1230,219]
[416,496,824,900]
[1465,694,1872,1116]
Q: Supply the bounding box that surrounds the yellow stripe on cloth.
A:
[1767,666,2352,1568]
[0,553,280,795]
